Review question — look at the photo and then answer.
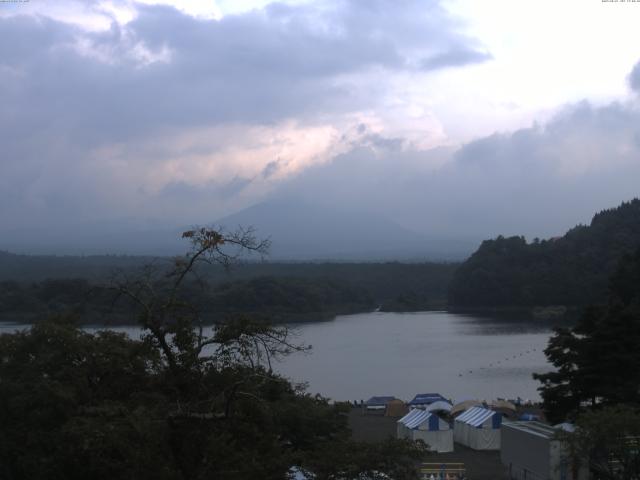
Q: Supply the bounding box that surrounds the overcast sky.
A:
[1,0,640,251]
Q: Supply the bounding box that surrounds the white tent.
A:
[453,406,501,450]
[426,400,453,414]
[397,409,453,453]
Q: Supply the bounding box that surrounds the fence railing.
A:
[420,462,466,479]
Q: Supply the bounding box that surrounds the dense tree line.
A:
[0,260,457,322]
[449,199,640,308]
[206,276,374,320]
[0,276,375,324]
[534,247,640,478]
[0,251,152,282]
[0,252,457,308]
[534,246,640,422]
[0,227,427,479]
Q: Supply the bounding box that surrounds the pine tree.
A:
[534,248,640,422]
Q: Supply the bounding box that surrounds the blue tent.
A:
[408,393,447,406]
[519,413,540,421]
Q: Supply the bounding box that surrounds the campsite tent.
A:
[364,396,396,413]
[397,409,453,453]
[426,400,453,414]
[489,399,517,418]
[490,399,516,411]
[384,399,409,417]
[408,393,447,407]
[454,406,501,450]
[451,400,482,417]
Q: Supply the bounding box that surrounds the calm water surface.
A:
[277,311,553,403]
[0,311,553,403]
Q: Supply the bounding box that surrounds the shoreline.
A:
[0,304,580,327]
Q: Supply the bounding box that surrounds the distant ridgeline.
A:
[0,259,458,323]
[0,276,375,324]
[448,199,640,313]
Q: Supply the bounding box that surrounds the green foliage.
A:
[560,405,640,480]
[379,290,432,312]
[534,247,640,422]
[0,262,457,323]
[449,199,640,308]
[0,317,424,479]
[0,317,171,480]
[0,228,425,479]
[0,249,457,311]
[204,276,375,320]
[0,276,374,324]
[303,437,428,480]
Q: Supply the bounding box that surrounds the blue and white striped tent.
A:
[454,406,502,450]
[397,409,453,452]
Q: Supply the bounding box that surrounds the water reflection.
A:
[276,311,554,402]
[451,312,560,335]
[0,311,555,403]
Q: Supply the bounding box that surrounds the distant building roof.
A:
[408,393,447,406]
[503,421,574,438]
[365,396,397,406]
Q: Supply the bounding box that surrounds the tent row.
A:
[396,404,502,452]
[365,394,518,419]
[365,394,510,452]
[364,394,453,417]
[364,393,455,416]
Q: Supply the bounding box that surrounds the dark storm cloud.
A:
[280,100,640,241]
[262,160,282,179]
[0,1,490,146]
[0,0,493,237]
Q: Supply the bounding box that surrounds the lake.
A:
[277,311,553,403]
[0,311,553,403]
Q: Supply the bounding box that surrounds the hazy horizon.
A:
[2,1,640,258]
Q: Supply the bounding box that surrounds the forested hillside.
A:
[0,251,152,281]
[0,255,457,322]
[0,264,457,323]
[449,199,640,308]
[0,276,376,324]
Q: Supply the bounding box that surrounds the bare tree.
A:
[109,226,307,376]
